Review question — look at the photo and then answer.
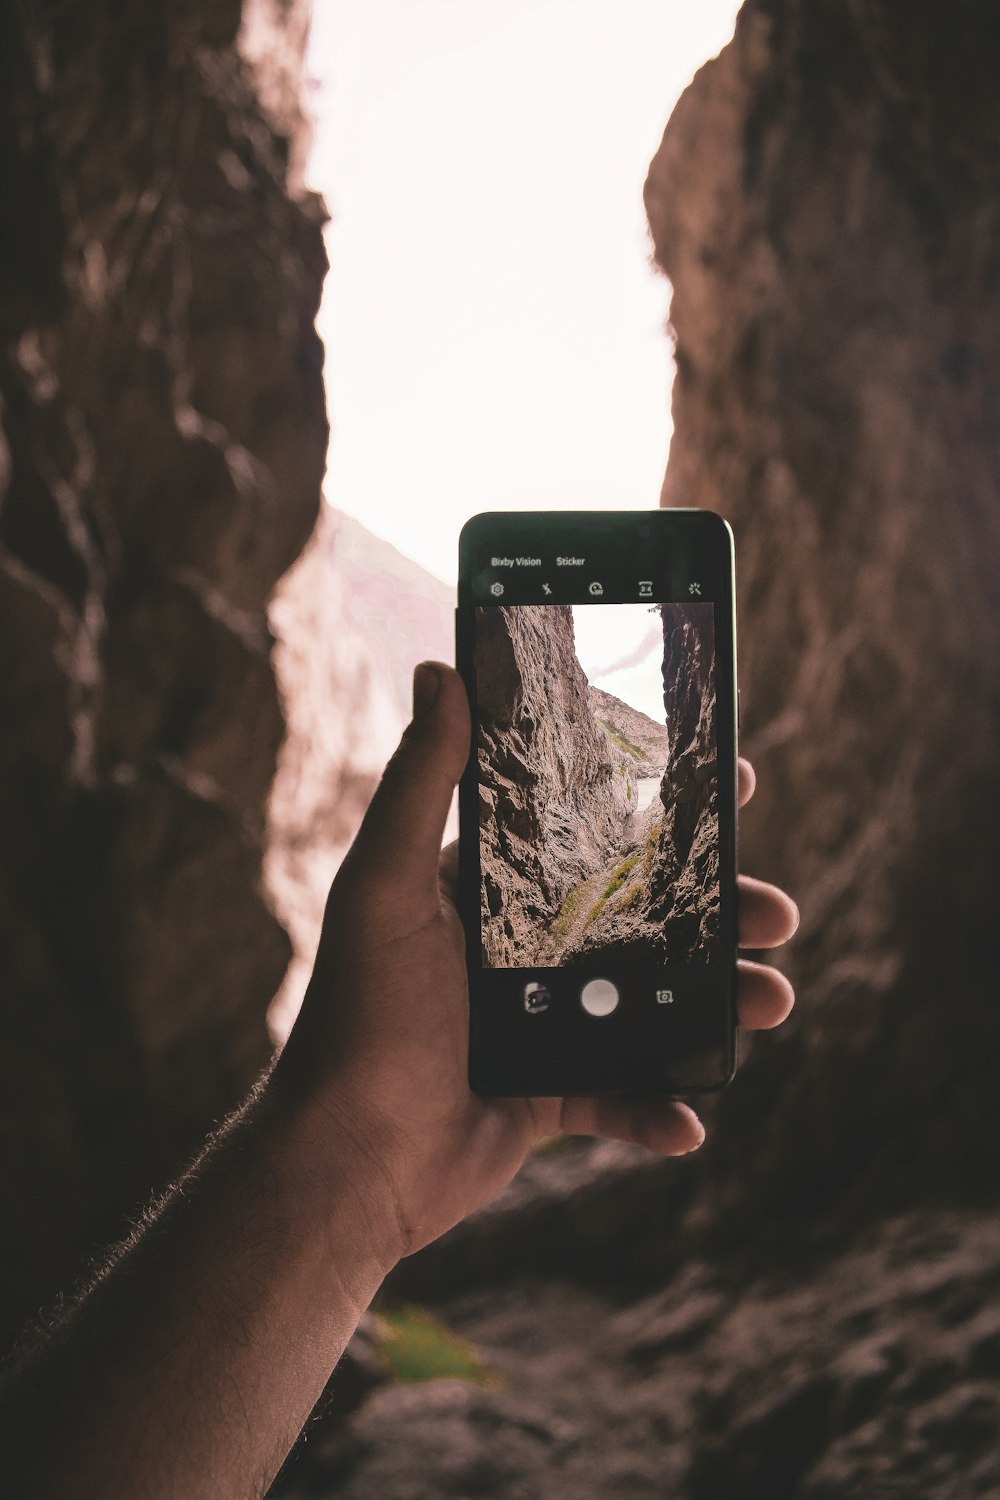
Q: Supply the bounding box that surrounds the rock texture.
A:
[0,0,325,1348]
[646,603,719,961]
[281,1203,1000,1500]
[588,683,668,777]
[644,0,1000,1236]
[477,605,624,967]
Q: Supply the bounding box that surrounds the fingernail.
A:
[412,662,441,719]
[689,1120,706,1152]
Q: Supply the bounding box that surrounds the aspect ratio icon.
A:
[639,580,653,598]
[588,581,604,596]
[490,581,504,597]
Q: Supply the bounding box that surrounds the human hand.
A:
[272,662,798,1268]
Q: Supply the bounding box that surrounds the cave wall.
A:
[0,0,326,1346]
[645,0,1000,1226]
[477,605,623,967]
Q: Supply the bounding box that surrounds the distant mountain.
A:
[265,506,454,1035]
[318,508,455,714]
[588,684,669,777]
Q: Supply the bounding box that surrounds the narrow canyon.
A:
[477,603,719,969]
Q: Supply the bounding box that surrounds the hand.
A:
[272,662,798,1267]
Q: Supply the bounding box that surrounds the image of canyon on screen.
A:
[476,601,719,969]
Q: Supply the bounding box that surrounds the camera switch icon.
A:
[656,989,675,1005]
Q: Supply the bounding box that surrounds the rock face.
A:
[588,683,668,776]
[283,1202,1000,1500]
[644,0,1000,1229]
[476,605,623,967]
[646,603,719,961]
[0,0,325,1347]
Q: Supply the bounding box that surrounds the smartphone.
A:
[457,509,738,1096]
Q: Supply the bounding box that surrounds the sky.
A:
[573,602,664,722]
[304,0,741,585]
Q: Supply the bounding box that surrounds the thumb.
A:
[341,661,471,909]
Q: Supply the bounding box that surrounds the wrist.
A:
[256,1061,407,1293]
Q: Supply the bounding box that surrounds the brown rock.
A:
[0,0,324,1347]
[476,605,624,967]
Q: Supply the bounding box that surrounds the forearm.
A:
[0,1074,399,1500]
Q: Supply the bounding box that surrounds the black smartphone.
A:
[457,509,738,1096]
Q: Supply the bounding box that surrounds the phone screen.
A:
[458,511,737,1096]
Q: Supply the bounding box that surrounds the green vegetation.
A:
[644,821,661,870]
[596,718,644,761]
[618,884,644,911]
[531,1132,578,1156]
[585,853,642,927]
[551,882,586,940]
[603,853,641,898]
[375,1305,499,1387]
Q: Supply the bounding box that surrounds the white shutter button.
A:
[579,978,620,1017]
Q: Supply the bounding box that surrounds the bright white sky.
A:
[573,602,664,722]
[305,0,740,585]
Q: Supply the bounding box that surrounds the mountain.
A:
[265,506,454,1034]
[588,683,669,776]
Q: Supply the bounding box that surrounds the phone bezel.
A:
[457,509,738,1097]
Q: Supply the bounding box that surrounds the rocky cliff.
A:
[645,0,1000,1232]
[588,683,668,777]
[0,0,325,1348]
[477,605,625,967]
[561,603,719,965]
[646,603,719,960]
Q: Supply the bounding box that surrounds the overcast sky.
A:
[305,1,741,584]
[572,603,664,723]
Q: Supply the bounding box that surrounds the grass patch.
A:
[596,718,644,761]
[375,1306,499,1387]
[585,854,641,927]
[551,882,586,939]
[531,1132,578,1156]
[644,822,661,870]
